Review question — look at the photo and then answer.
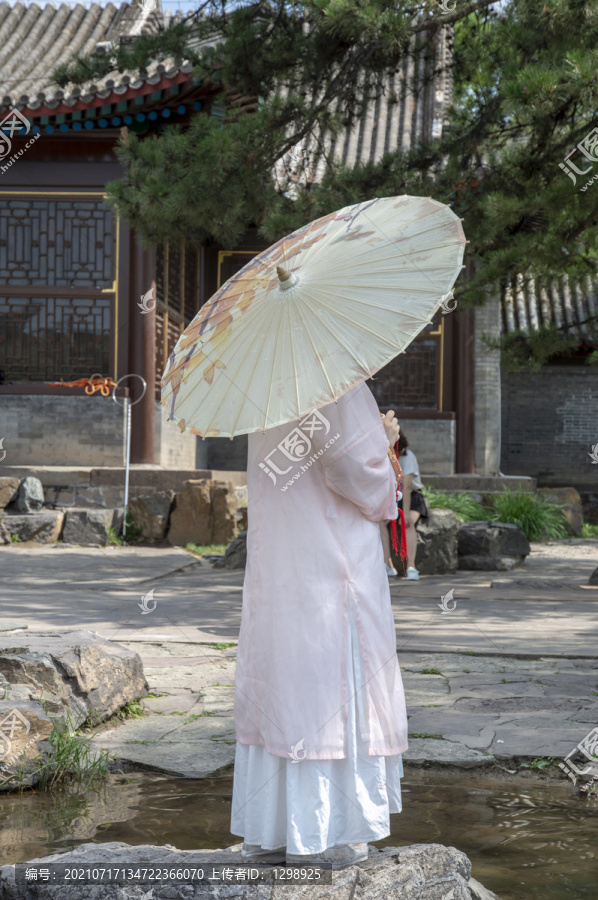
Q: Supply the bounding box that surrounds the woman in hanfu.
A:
[231,381,408,869]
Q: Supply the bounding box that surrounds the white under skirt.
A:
[230,599,403,855]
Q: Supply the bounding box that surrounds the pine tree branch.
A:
[410,0,502,35]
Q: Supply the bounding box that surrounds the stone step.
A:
[421,474,536,493]
[0,466,247,489]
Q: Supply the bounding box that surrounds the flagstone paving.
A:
[0,540,597,775]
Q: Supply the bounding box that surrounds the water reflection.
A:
[0,770,596,899]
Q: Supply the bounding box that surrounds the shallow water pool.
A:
[0,769,596,899]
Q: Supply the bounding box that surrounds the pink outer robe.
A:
[234,382,409,761]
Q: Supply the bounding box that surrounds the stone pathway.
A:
[1,540,597,775]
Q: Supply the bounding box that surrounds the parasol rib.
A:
[262,290,287,432]
[299,298,374,380]
[287,297,302,420]
[313,285,443,317]
[293,299,337,402]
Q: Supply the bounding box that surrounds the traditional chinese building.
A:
[1,1,595,489]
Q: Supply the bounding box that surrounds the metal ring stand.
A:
[112,374,147,544]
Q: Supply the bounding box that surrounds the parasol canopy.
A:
[161,195,466,437]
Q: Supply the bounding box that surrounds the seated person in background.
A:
[397,432,427,580]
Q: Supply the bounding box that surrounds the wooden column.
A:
[129,237,156,464]
[454,307,475,473]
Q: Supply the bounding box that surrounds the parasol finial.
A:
[276,265,297,290]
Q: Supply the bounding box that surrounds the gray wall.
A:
[0,395,126,466]
[398,420,456,475]
[500,366,598,488]
[0,396,205,468]
[205,422,455,475]
[207,434,248,471]
[154,402,198,468]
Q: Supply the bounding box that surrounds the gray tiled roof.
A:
[501,273,598,341]
[0,0,189,110]
[276,26,452,179]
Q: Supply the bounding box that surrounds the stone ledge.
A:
[422,475,536,492]
[405,738,495,768]
[0,841,500,899]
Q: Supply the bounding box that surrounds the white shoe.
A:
[286,843,369,870]
[385,564,398,577]
[241,843,286,863]
[406,566,420,580]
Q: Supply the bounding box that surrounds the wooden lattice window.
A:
[155,240,201,395]
[0,193,115,381]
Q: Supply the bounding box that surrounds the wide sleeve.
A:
[312,382,397,522]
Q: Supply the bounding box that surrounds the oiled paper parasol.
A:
[161,195,466,437]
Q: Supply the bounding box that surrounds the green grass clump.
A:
[107,512,142,546]
[186,543,228,556]
[411,732,444,739]
[424,484,569,540]
[582,522,598,538]
[208,642,237,650]
[487,488,568,541]
[420,667,443,675]
[521,756,555,771]
[422,486,486,523]
[0,712,111,792]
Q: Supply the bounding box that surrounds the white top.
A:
[400,448,423,491]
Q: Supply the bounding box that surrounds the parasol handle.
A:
[388,444,403,481]
[380,413,403,480]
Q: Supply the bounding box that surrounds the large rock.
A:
[167,479,238,547]
[0,517,10,545]
[62,508,121,546]
[167,479,212,546]
[0,841,501,899]
[0,631,148,733]
[210,480,238,544]
[589,567,598,586]
[537,486,583,535]
[0,477,19,510]
[581,491,598,524]
[2,511,64,544]
[458,522,530,560]
[16,476,44,513]
[0,701,53,790]
[222,530,247,569]
[393,508,459,575]
[129,490,174,541]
